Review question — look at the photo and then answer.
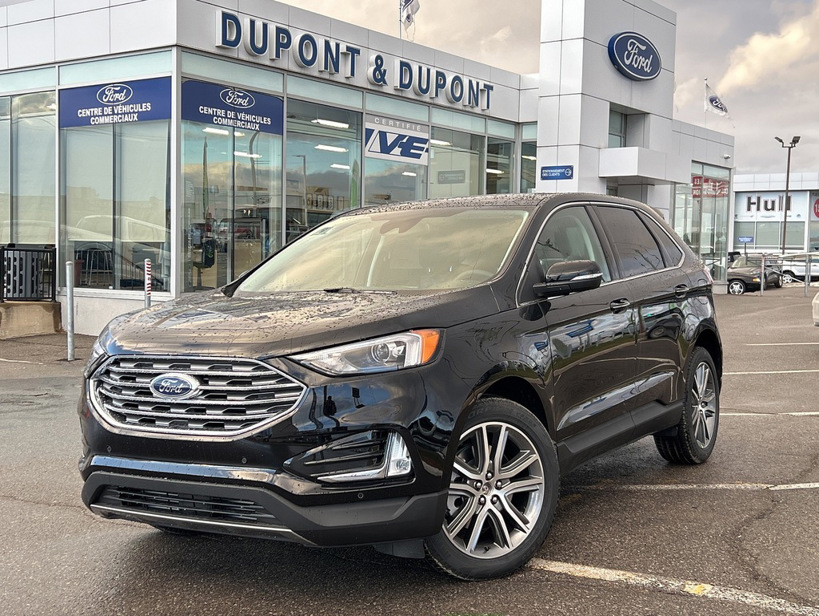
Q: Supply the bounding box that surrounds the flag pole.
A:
[703,77,707,130]
[399,0,402,40]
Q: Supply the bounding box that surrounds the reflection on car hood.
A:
[102,287,500,357]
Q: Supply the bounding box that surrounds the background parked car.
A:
[727,255,782,295]
[778,255,819,284]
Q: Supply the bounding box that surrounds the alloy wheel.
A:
[691,362,717,449]
[443,422,545,559]
[728,281,745,295]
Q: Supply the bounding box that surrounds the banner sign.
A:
[364,114,429,165]
[541,165,574,180]
[182,80,283,135]
[59,77,171,128]
[735,191,809,222]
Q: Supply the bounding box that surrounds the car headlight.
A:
[83,337,109,378]
[290,329,442,375]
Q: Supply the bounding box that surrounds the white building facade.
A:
[0,0,734,334]
[732,173,819,255]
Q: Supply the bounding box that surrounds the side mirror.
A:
[533,260,603,298]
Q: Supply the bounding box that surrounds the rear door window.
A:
[594,206,664,278]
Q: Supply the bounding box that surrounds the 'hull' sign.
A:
[608,32,662,81]
[59,77,171,128]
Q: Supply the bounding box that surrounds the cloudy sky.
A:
[278,0,818,175]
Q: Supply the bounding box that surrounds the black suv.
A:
[79,193,721,580]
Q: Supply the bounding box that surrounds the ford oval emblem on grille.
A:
[149,373,200,400]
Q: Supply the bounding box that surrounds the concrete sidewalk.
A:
[0,332,95,379]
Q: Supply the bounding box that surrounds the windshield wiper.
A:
[324,287,359,293]
[323,287,396,294]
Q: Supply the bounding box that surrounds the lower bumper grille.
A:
[95,486,281,528]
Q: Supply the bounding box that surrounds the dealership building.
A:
[0,0,735,334]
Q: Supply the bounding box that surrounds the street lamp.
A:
[775,135,800,255]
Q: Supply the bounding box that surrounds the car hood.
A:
[101,287,500,358]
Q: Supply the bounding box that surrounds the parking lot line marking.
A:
[722,412,819,416]
[724,369,819,375]
[0,357,43,365]
[528,559,819,615]
[746,342,819,346]
[566,483,819,492]
[770,483,819,491]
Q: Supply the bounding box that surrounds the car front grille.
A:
[90,355,306,440]
[94,486,282,528]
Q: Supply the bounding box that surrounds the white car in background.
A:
[779,255,819,284]
[813,291,819,326]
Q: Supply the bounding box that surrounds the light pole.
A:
[775,135,800,255]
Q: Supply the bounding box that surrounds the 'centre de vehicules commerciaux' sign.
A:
[59,77,171,128]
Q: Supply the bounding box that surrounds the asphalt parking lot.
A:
[1,285,818,615]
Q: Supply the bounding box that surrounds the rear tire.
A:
[425,398,559,580]
[654,347,719,464]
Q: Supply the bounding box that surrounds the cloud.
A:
[718,1,818,94]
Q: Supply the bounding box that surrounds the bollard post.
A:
[66,261,75,362]
[144,258,152,309]
[760,254,765,296]
[807,255,813,298]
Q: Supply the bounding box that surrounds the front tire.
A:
[425,398,559,580]
[728,280,746,295]
[654,347,719,464]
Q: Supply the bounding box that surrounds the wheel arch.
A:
[479,375,551,435]
[694,328,723,385]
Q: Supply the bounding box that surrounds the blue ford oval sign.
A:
[219,88,255,108]
[96,83,134,105]
[608,32,661,81]
[149,373,200,400]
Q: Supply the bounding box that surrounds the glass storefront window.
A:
[286,99,362,240]
[62,120,170,291]
[520,142,536,194]
[784,221,804,250]
[180,79,284,292]
[0,97,9,244]
[755,222,780,249]
[428,127,484,199]
[810,221,819,251]
[364,158,427,205]
[673,164,731,281]
[12,92,56,244]
[486,138,513,194]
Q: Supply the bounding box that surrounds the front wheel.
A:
[728,280,746,295]
[654,347,720,464]
[425,398,559,580]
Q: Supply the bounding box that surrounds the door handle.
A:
[674,284,689,298]
[609,298,631,312]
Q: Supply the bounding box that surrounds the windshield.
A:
[236,207,530,293]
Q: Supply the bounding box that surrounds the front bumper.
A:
[81,458,447,546]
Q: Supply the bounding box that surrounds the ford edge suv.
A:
[79,193,722,580]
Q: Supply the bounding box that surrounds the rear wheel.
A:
[728,280,746,295]
[654,347,719,464]
[425,398,559,580]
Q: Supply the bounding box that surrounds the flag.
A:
[705,82,729,117]
[401,0,420,31]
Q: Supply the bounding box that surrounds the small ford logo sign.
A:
[608,32,662,81]
[220,88,255,108]
[149,373,200,400]
[96,84,134,105]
